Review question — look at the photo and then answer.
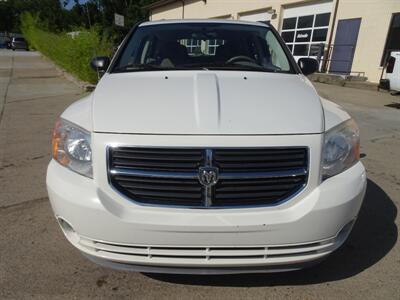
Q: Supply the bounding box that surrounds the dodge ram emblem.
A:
[198,167,219,187]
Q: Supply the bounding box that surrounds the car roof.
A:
[139,19,270,28]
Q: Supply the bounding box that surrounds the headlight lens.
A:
[322,119,360,180]
[52,119,92,178]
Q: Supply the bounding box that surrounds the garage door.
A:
[239,10,272,22]
[281,1,333,62]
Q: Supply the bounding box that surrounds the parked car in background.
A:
[0,39,7,49]
[47,20,366,274]
[380,51,400,94]
[11,37,28,51]
[386,51,400,93]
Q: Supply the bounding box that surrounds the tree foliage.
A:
[1,0,158,38]
[1,0,66,32]
[21,12,112,83]
[2,0,158,83]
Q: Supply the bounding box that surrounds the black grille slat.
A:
[215,191,287,199]
[125,188,202,199]
[214,154,306,162]
[108,147,308,207]
[112,159,200,170]
[111,173,201,204]
[213,149,306,155]
[218,177,304,185]
[112,153,202,161]
[216,161,305,169]
[118,182,201,192]
[113,148,203,155]
[110,148,204,172]
[214,148,307,172]
[114,176,198,186]
[216,183,300,192]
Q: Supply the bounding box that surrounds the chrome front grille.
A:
[108,147,308,208]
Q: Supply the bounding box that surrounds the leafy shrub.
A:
[21,12,112,83]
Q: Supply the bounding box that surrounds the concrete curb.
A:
[308,73,381,92]
[37,51,96,92]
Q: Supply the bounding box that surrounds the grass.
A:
[21,13,112,84]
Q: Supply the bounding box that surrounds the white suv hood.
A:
[92,71,324,135]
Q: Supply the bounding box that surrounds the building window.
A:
[282,17,296,30]
[295,30,312,42]
[297,15,314,29]
[186,39,201,55]
[381,13,400,66]
[179,39,225,56]
[281,31,295,43]
[312,28,328,42]
[281,12,331,58]
[315,13,331,27]
[207,39,225,55]
[310,44,323,56]
[294,44,309,56]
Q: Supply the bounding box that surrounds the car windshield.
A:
[112,22,294,73]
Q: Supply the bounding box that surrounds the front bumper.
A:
[47,160,366,274]
[11,43,27,49]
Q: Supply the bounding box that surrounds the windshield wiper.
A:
[206,64,276,72]
[113,63,279,73]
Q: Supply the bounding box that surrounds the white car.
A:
[381,51,400,93]
[47,20,366,274]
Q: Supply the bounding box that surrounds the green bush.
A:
[21,12,112,84]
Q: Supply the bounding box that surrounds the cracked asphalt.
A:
[0,50,399,299]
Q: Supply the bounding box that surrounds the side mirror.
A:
[298,58,319,75]
[90,56,110,73]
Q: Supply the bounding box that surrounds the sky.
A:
[62,0,89,10]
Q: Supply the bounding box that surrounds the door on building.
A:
[329,18,361,74]
[381,13,400,66]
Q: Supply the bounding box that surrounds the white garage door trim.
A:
[283,2,333,19]
[239,9,272,22]
[281,1,333,62]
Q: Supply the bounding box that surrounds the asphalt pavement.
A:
[0,50,399,299]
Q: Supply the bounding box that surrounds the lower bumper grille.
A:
[79,237,336,265]
[108,147,309,208]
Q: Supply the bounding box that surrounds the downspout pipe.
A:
[322,0,340,72]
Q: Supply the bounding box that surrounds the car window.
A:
[113,23,294,73]
[265,31,290,71]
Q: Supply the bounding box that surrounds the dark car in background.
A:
[0,36,10,49]
[11,37,29,51]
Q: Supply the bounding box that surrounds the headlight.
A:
[322,119,360,180]
[52,118,92,178]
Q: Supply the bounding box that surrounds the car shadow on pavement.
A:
[145,179,397,287]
